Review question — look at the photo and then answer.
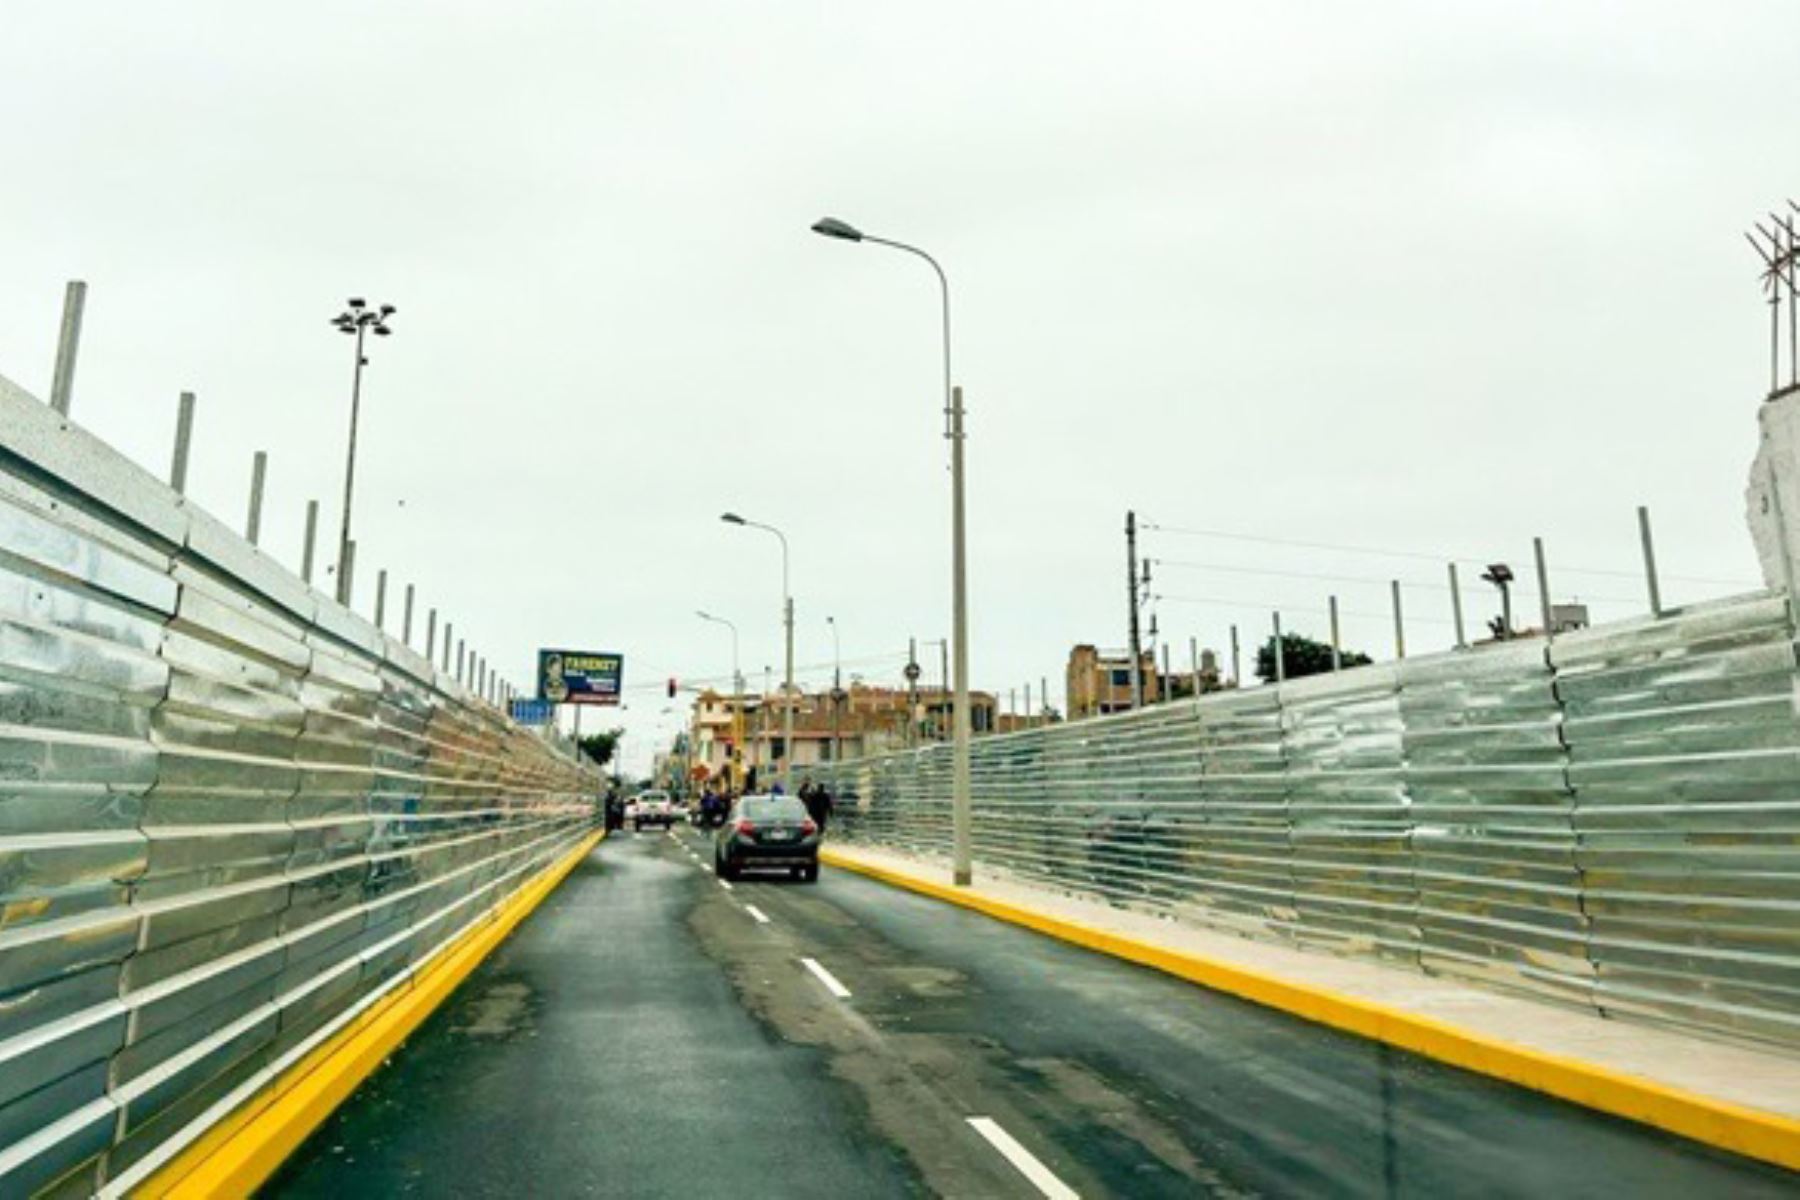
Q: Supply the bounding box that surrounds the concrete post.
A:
[1329,595,1342,671]
[1230,625,1241,688]
[374,569,387,630]
[1391,580,1406,660]
[301,500,319,584]
[245,452,267,546]
[50,281,87,417]
[1449,562,1467,648]
[1534,537,1554,640]
[170,393,196,495]
[1272,612,1285,684]
[1638,506,1664,617]
[426,608,438,661]
[403,583,415,645]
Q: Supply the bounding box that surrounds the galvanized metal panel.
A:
[0,408,599,1195]
[818,589,1800,1054]
[1555,594,1800,1043]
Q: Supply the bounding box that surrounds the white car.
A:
[628,789,676,831]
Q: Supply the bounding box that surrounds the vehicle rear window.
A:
[741,797,806,820]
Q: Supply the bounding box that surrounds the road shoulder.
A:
[819,842,1800,1173]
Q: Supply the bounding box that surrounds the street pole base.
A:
[953,868,973,887]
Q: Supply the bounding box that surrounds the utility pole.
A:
[905,637,922,748]
[1126,509,1144,709]
[828,615,844,765]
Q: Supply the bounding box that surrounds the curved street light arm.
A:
[863,236,952,434]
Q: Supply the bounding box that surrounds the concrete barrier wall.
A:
[0,375,600,1197]
[813,592,1800,1049]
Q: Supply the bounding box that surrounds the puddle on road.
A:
[450,980,535,1039]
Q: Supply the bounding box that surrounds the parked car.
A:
[628,789,677,831]
[714,794,820,882]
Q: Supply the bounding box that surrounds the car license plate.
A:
[765,829,797,842]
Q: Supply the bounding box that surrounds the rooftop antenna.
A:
[1747,205,1798,398]
[1784,205,1799,391]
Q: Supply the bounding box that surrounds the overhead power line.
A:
[1146,557,1643,605]
[1139,522,1758,588]
[1155,592,1457,626]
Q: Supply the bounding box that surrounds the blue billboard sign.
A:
[537,649,624,707]
[510,698,555,726]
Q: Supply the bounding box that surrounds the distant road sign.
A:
[510,698,555,725]
[538,649,624,706]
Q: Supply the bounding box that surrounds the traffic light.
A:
[667,677,677,699]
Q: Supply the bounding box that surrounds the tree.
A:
[577,728,623,767]
[1255,632,1371,683]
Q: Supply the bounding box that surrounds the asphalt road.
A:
[265,829,1797,1198]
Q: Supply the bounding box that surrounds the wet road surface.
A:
[266,829,1798,1198]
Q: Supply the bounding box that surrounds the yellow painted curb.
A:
[820,848,1800,1173]
[135,830,605,1198]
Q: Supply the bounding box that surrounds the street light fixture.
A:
[809,218,864,242]
[718,511,796,791]
[1481,563,1516,640]
[811,214,973,886]
[329,297,397,606]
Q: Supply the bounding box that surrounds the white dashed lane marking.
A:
[966,1118,1079,1200]
[800,957,851,999]
[743,904,770,925]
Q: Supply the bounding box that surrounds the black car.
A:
[714,793,820,882]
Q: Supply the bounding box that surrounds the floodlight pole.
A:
[331,300,394,606]
[336,319,369,604]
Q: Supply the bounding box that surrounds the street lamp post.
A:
[827,615,845,764]
[329,298,395,606]
[811,216,972,886]
[720,512,794,791]
[697,609,746,794]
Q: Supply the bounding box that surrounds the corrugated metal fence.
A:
[0,376,600,1197]
[814,594,1800,1049]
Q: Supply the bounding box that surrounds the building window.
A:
[1109,668,1131,687]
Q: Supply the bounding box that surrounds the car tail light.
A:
[800,819,818,836]
[735,820,756,836]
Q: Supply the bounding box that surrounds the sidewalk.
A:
[820,841,1800,1172]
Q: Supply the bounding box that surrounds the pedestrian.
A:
[804,781,833,834]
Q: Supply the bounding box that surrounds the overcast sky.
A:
[3,3,1796,772]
